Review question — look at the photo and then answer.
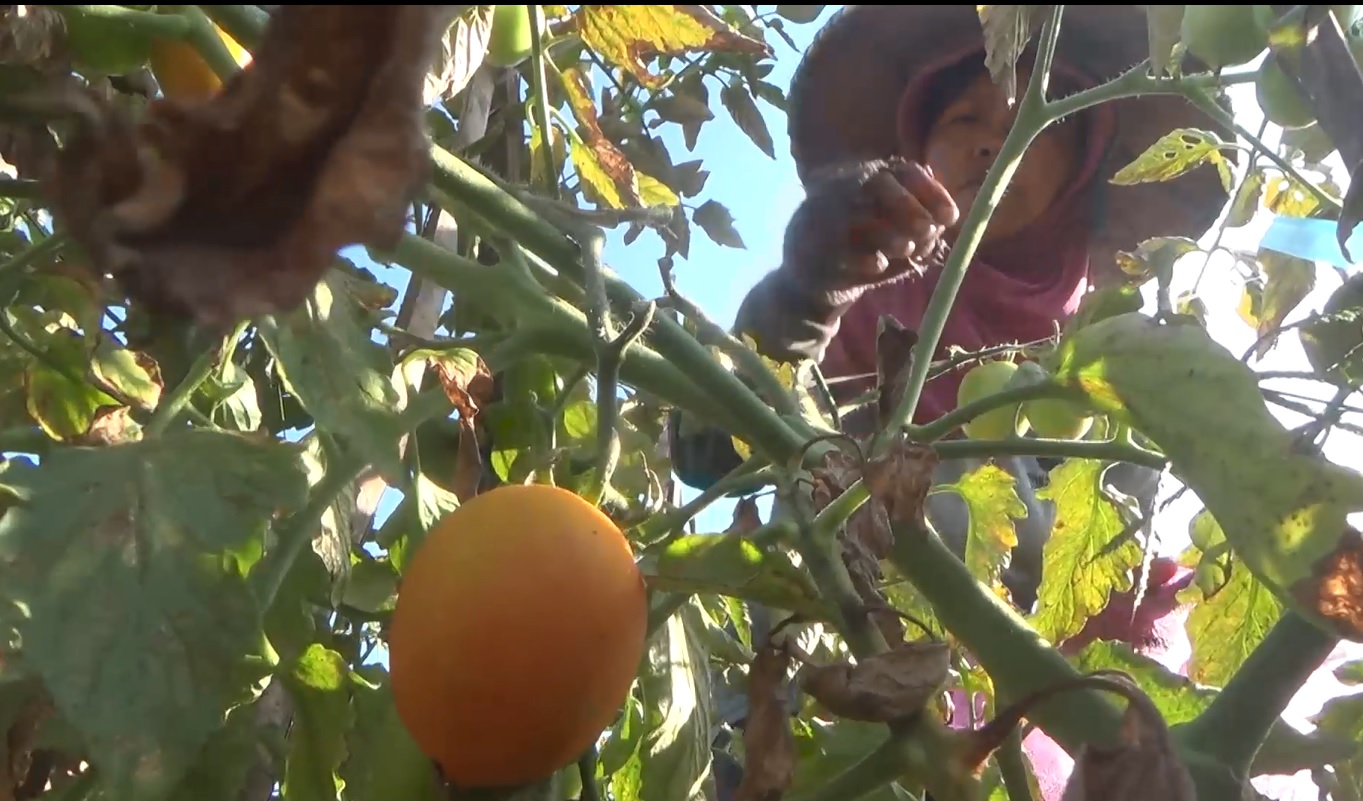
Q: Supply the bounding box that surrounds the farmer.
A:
[672,5,1229,604]
[672,7,1232,800]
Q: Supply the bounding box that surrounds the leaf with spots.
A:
[1110,128,1234,193]
[1028,458,1143,644]
[575,5,770,90]
[937,463,1025,590]
[1264,172,1326,218]
[0,430,309,801]
[1050,311,1363,641]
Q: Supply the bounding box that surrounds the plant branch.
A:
[585,301,656,506]
[527,6,561,201]
[179,4,244,82]
[870,6,1064,456]
[57,5,191,38]
[199,4,270,49]
[145,319,249,436]
[934,437,1167,467]
[1181,610,1339,772]
[633,457,775,545]
[885,517,1124,755]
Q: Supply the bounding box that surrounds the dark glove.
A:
[782,156,960,308]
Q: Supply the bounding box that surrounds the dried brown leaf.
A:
[71,405,140,447]
[1060,674,1196,801]
[874,314,917,427]
[729,495,764,535]
[452,416,483,504]
[862,438,939,527]
[798,640,950,723]
[429,351,496,421]
[45,6,454,332]
[734,642,796,801]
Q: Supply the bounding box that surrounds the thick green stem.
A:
[934,437,1166,467]
[886,518,1123,754]
[178,4,244,81]
[1181,610,1339,772]
[57,5,191,37]
[199,4,269,48]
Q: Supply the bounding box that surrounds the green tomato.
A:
[1021,397,1094,441]
[1181,5,1273,69]
[1256,54,1318,130]
[957,361,1029,441]
[486,4,547,69]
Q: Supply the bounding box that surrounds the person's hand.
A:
[783,157,961,303]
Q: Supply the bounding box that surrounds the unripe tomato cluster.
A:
[955,359,1095,442]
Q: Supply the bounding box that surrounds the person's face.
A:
[921,65,1083,242]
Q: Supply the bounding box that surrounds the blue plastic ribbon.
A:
[1258,214,1363,270]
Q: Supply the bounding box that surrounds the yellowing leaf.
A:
[1028,459,1143,644]
[1109,128,1234,192]
[1052,312,1363,640]
[1264,173,1324,218]
[1225,167,1267,228]
[1248,249,1318,360]
[937,463,1026,589]
[576,5,771,90]
[1184,557,1285,686]
[638,171,680,207]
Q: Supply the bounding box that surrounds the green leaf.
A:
[1063,284,1147,335]
[171,701,263,801]
[259,274,407,483]
[281,644,353,801]
[1028,459,1143,644]
[720,81,775,159]
[1311,691,1363,796]
[341,556,398,615]
[1109,128,1234,192]
[0,430,308,801]
[343,666,443,801]
[1184,557,1285,687]
[1050,312,1363,640]
[642,531,831,622]
[789,718,905,801]
[1112,236,1203,287]
[24,329,120,441]
[693,199,746,249]
[636,601,713,801]
[937,463,1025,589]
[200,358,262,432]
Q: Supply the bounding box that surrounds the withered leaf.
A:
[1060,674,1196,801]
[862,437,938,527]
[575,5,771,90]
[798,640,950,723]
[424,348,495,503]
[729,495,764,535]
[734,642,796,801]
[874,314,917,426]
[46,6,454,332]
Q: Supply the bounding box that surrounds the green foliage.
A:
[0,5,1359,801]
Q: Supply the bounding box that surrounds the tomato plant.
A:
[0,5,1360,801]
